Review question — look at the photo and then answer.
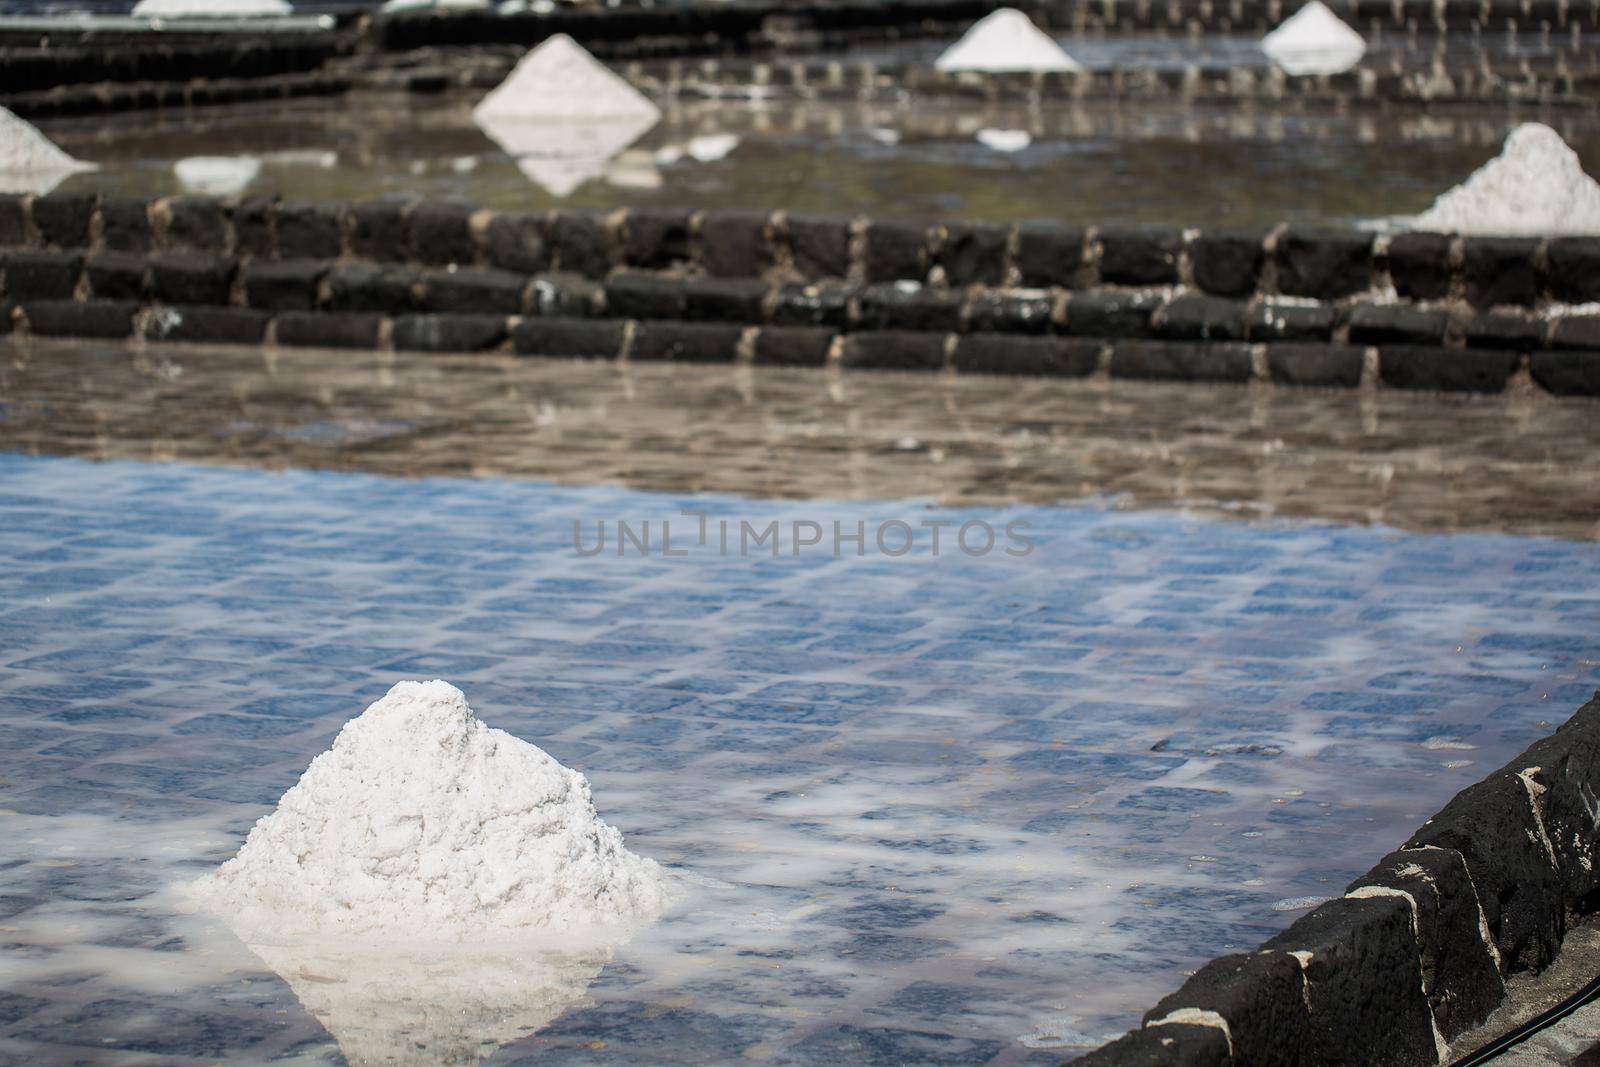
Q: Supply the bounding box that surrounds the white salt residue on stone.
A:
[174,155,261,196]
[0,106,95,195]
[934,9,1083,74]
[132,0,292,16]
[686,132,740,162]
[193,679,669,940]
[1412,123,1600,236]
[472,34,660,197]
[976,128,1031,152]
[1261,1,1366,75]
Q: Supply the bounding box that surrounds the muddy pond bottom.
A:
[1,453,1597,1063]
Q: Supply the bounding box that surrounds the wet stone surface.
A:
[0,451,1597,1063]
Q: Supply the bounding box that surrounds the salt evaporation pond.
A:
[35,90,1600,225]
[2,452,1597,1062]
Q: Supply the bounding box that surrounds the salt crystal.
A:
[1261,1,1366,76]
[1412,123,1600,236]
[934,9,1083,74]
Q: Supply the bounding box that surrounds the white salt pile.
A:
[174,155,261,196]
[0,106,95,195]
[976,128,1031,152]
[472,34,661,197]
[194,680,668,939]
[132,0,293,17]
[1412,123,1600,236]
[1261,0,1366,75]
[934,8,1083,74]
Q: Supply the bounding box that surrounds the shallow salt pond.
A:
[1,452,1597,1063]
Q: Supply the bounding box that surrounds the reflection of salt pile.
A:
[0,106,95,196]
[472,34,660,197]
[197,679,667,937]
[249,939,608,1066]
[934,8,1083,74]
[1261,1,1366,75]
[132,0,293,16]
[1413,123,1600,236]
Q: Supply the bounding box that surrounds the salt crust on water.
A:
[934,9,1083,74]
[1413,123,1600,236]
[1260,1,1366,75]
[194,680,668,940]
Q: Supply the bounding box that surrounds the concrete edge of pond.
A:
[2,191,1599,397]
[1073,689,1600,1067]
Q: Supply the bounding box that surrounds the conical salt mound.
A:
[0,107,94,179]
[132,0,292,16]
[1261,1,1365,75]
[1413,123,1600,236]
[934,9,1083,74]
[474,34,660,124]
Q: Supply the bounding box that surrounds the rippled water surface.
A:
[2,451,1597,1063]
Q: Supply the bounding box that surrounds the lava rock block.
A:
[323,264,416,314]
[512,316,624,358]
[1404,770,1564,969]
[1066,290,1161,338]
[1464,314,1543,351]
[24,299,136,339]
[147,305,269,346]
[1275,230,1373,299]
[684,278,768,323]
[1550,316,1600,350]
[1386,232,1454,301]
[233,197,277,259]
[0,195,30,246]
[966,291,1054,334]
[484,211,548,275]
[752,325,833,367]
[605,273,684,320]
[529,273,601,318]
[1247,302,1337,343]
[409,203,477,267]
[273,311,382,349]
[275,201,343,260]
[393,313,506,353]
[349,200,412,263]
[857,283,963,332]
[422,268,526,315]
[242,260,326,312]
[953,334,1099,377]
[630,320,743,362]
[1346,304,1448,346]
[698,210,772,278]
[149,253,234,306]
[1544,238,1600,305]
[550,211,611,278]
[772,283,850,328]
[839,330,947,371]
[84,254,148,301]
[1157,295,1247,341]
[862,220,929,283]
[1531,350,1600,396]
[1098,227,1182,286]
[1192,230,1265,297]
[1263,896,1438,1065]
[1463,237,1539,309]
[161,196,227,252]
[30,194,95,249]
[1267,344,1364,388]
[1142,950,1312,1066]
[1379,346,1520,393]
[1110,340,1253,383]
[1016,222,1084,288]
[1067,1022,1230,1066]
[937,223,1007,286]
[784,213,852,280]
[1346,848,1506,1038]
[4,252,82,301]
[1511,695,1600,912]
[621,208,690,270]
